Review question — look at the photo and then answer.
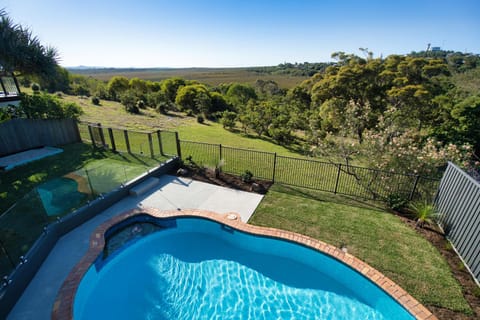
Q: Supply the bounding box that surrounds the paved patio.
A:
[7,175,263,320]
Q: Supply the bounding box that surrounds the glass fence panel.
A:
[0,189,50,278]
[0,161,152,279]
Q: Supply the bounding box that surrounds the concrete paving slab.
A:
[7,175,263,320]
[0,147,63,171]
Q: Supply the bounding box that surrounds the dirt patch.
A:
[395,213,480,320]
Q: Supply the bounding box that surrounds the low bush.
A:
[91,96,100,105]
[240,170,253,183]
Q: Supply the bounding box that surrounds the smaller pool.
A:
[68,212,422,320]
[37,177,87,216]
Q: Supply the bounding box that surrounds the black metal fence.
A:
[79,122,439,202]
[179,139,439,202]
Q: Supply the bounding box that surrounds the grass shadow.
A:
[271,184,387,213]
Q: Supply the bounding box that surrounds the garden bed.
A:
[175,165,273,194]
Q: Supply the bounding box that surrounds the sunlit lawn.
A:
[250,184,472,315]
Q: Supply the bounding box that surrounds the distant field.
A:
[69,67,308,88]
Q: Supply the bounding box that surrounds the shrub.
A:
[409,201,437,228]
[240,170,253,183]
[136,100,146,109]
[386,193,409,211]
[91,96,100,105]
[19,92,82,119]
[220,111,237,129]
[196,115,204,124]
[31,83,40,93]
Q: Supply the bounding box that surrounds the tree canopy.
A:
[0,9,58,76]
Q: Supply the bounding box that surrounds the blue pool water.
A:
[37,177,86,216]
[74,217,415,320]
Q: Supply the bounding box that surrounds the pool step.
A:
[129,177,160,196]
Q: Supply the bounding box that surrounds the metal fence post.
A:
[174,132,182,158]
[123,130,131,154]
[272,153,277,182]
[108,128,116,152]
[148,133,154,158]
[409,175,421,201]
[219,144,222,163]
[0,238,15,270]
[87,124,95,146]
[156,130,164,156]
[97,123,106,147]
[334,164,342,194]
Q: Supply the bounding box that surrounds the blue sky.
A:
[2,0,479,67]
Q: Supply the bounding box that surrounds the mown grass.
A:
[250,184,472,315]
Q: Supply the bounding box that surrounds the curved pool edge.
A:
[52,208,437,320]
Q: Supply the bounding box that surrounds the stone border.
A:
[52,208,437,320]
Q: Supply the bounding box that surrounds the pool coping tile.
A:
[52,208,437,320]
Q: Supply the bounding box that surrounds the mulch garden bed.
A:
[171,165,479,320]
[174,165,273,194]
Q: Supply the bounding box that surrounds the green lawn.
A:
[250,184,472,315]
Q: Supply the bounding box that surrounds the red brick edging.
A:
[52,208,437,320]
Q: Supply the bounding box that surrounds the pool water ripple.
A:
[146,254,387,319]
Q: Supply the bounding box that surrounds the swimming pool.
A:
[37,177,87,216]
[54,209,433,320]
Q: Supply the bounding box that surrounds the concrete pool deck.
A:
[7,175,263,320]
[0,147,63,171]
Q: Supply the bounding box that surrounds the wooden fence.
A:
[435,162,480,285]
[0,119,80,156]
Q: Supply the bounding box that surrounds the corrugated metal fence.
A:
[0,119,80,156]
[435,162,480,285]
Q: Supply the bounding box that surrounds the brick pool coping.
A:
[52,208,437,320]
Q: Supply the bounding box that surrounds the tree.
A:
[175,84,211,115]
[161,77,185,103]
[310,53,385,142]
[0,10,58,76]
[210,92,231,113]
[225,83,257,111]
[147,90,172,114]
[107,76,129,101]
[220,111,237,130]
[450,95,480,154]
[120,89,140,114]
